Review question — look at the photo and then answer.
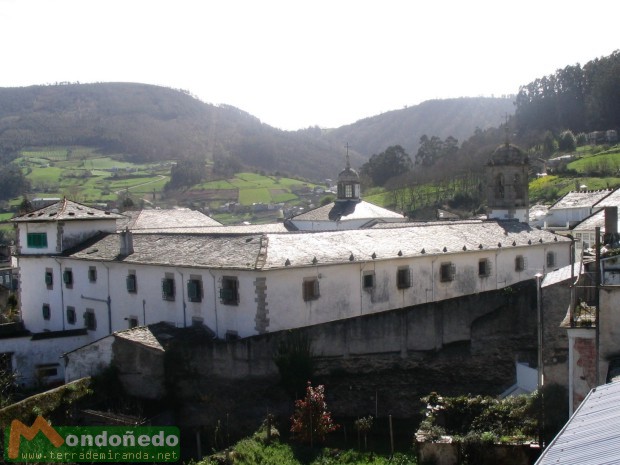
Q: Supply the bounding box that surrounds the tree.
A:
[290,382,339,445]
[558,130,576,152]
[0,165,30,201]
[165,158,208,190]
[360,145,412,187]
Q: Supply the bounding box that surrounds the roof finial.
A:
[345,142,351,170]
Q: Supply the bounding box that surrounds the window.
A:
[440,263,456,282]
[127,316,139,328]
[88,266,97,282]
[162,277,175,301]
[36,364,59,378]
[547,252,556,268]
[187,279,203,302]
[345,184,353,198]
[397,267,411,289]
[220,276,239,305]
[126,273,137,293]
[478,259,491,277]
[44,270,53,287]
[66,306,76,325]
[63,269,73,287]
[363,272,375,289]
[42,304,51,320]
[515,255,526,272]
[302,278,320,301]
[27,232,48,248]
[84,309,96,331]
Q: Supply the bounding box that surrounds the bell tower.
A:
[486,141,529,222]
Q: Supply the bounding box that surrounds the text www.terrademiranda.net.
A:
[17,450,179,461]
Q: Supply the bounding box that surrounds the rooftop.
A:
[550,190,613,210]
[69,221,570,270]
[12,199,123,222]
[290,200,405,223]
[117,208,222,232]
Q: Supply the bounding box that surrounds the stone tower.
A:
[486,141,529,222]
[336,152,361,202]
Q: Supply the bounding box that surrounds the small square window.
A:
[220,276,239,305]
[66,306,76,325]
[302,278,320,301]
[440,263,455,282]
[88,267,97,282]
[363,272,375,289]
[45,271,53,287]
[515,255,526,272]
[42,304,51,320]
[84,310,96,331]
[127,316,139,328]
[478,259,491,277]
[397,267,411,289]
[27,232,48,248]
[546,252,556,268]
[187,279,203,302]
[162,277,175,301]
[126,274,137,293]
[63,269,73,287]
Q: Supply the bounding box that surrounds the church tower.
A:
[486,141,529,222]
[336,150,361,202]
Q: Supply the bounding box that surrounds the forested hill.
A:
[324,97,514,158]
[0,82,512,180]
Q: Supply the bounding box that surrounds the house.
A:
[543,189,612,230]
[572,190,620,252]
[1,147,573,386]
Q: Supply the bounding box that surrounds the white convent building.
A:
[1,145,571,386]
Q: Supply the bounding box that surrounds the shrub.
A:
[290,382,339,444]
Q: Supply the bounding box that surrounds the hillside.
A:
[325,97,515,157]
[0,83,513,180]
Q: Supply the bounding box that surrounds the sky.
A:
[0,0,618,131]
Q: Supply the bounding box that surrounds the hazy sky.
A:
[1,0,618,130]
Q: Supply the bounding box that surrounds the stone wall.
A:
[163,280,555,428]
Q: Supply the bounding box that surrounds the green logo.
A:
[5,416,179,462]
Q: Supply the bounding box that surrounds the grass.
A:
[194,433,417,465]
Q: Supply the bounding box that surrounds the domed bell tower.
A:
[336,148,361,202]
[486,141,529,222]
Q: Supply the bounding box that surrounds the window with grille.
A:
[162,277,175,301]
[440,263,456,282]
[66,306,76,325]
[547,251,556,268]
[63,269,73,287]
[478,259,491,277]
[363,272,375,289]
[126,273,137,293]
[302,278,320,301]
[397,267,411,289]
[187,279,203,302]
[42,304,51,320]
[220,276,239,305]
[45,270,53,287]
[27,232,48,248]
[515,255,526,272]
[88,266,97,282]
[84,310,96,331]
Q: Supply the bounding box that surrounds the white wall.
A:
[64,336,114,383]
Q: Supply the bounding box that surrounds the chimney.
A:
[119,228,134,256]
[603,206,619,246]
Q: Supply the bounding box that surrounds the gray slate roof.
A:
[291,200,405,222]
[117,208,222,232]
[542,261,582,288]
[594,187,620,208]
[550,190,612,210]
[12,199,123,222]
[535,381,620,465]
[69,221,569,271]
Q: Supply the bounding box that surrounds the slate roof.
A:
[549,190,612,210]
[535,381,620,465]
[68,221,569,271]
[117,208,222,232]
[593,187,620,208]
[542,261,582,288]
[12,199,123,222]
[291,200,405,223]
